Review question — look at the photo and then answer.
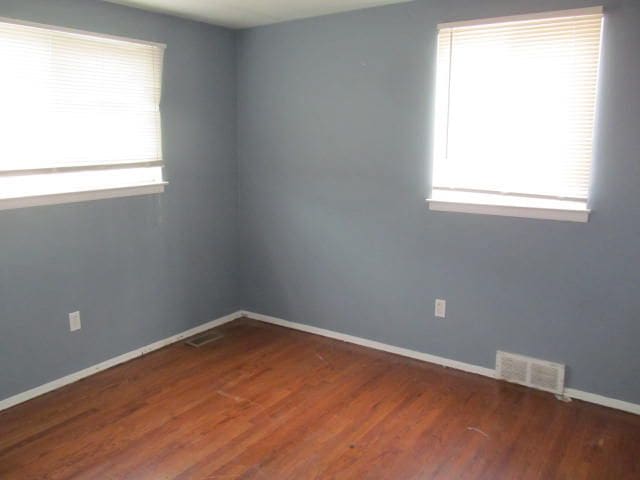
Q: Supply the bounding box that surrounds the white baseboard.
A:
[240,310,640,416]
[3,309,638,417]
[0,310,243,412]
[242,311,496,378]
[564,388,640,416]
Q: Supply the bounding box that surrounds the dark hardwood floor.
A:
[1,317,639,479]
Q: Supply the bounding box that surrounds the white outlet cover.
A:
[435,299,446,318]
[69,311,81,332]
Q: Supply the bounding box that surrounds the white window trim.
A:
[0,16,166,49]
[0,183,167,212]
[428,6,603,224]
[0,17,167,211]
[426,198,589,223]
[437,6,603,29]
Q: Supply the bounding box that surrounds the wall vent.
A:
[185,331,223,348]
[496,351,565,395]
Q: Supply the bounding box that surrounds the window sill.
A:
[0,182,167,211]
[426,198,590,223]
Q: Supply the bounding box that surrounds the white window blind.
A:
[430,7,603,221]
[0,17,166,209]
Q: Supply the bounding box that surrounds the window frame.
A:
[0,16,167,211]
[426,7,604,223]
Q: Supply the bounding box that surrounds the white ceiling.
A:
[104,0,412,29]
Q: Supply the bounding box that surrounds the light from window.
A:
[429,7,603,222]
[0,18,165,210]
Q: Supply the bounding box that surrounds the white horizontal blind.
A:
[432,8,603,205]
[0,18,165,202]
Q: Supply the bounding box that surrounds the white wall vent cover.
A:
[496,351,565,395]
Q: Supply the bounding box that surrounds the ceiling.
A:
[104,0,413,29]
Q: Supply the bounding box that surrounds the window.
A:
[428,7,603,222]
[0,18,166,210]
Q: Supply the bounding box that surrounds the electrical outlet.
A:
[69,311,81,332]
[435,299,446,318]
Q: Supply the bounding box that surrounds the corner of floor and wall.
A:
[0,0,241,402]
[235,0,640,410]
[2,0,640,414]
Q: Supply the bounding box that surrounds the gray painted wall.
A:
[2,0,639,407]
[0,0,238,400]
[237,0,640,403]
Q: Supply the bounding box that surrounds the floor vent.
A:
[496,351,565,395]
[185,331,223,348]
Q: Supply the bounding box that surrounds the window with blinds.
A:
[0,18,166,210]
[429,7,603,222]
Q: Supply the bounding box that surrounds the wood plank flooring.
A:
[1,317,639,479]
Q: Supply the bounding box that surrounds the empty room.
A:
[1,0,639,478]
